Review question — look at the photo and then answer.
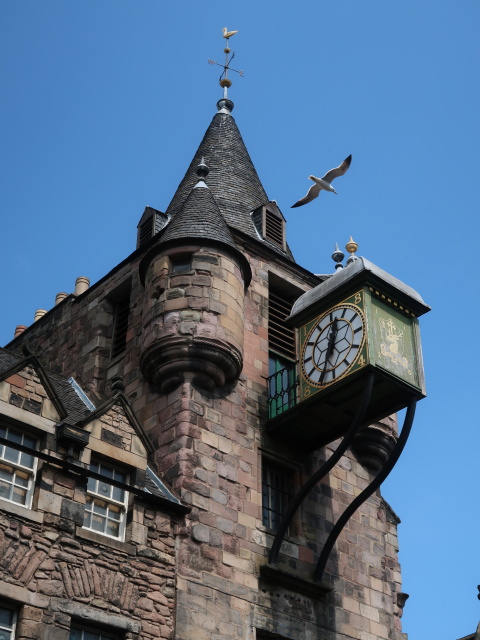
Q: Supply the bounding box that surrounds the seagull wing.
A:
[291,182,322,208]
[322,154,352,183]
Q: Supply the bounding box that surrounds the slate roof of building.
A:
[165,102,295,260]
[0,348,91,424]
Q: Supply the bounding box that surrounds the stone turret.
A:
[139,160,251,392]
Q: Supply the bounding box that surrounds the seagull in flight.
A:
[291,155,352,208]
[222,27,238,40]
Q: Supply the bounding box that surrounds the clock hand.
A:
[319,318,339,384]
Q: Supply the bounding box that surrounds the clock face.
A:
[301,303,366,387]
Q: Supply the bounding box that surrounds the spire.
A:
[165,103,269,240]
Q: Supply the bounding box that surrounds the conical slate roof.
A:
[158,175,252,286]
[161,181,238,250]
[166,103,269,240]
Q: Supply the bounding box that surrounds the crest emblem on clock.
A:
[379,317,409,369]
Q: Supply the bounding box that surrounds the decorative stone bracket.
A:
[140,336,243,392]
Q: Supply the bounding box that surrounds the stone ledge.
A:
[0,498,44,523]
[0,399,56,433]
[0,579,49,607]
[50,599,141,633]
[259,564,332,599]
[75,526,136,555]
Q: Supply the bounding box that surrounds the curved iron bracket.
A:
[314,398,417,583]
[268,372,375,565]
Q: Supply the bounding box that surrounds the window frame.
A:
[0,424,38,509]
[83,459,129,542]
[0,603,17,639]
[69,625,118,640]
[261,456,293,533]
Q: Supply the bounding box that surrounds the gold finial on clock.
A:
[345,236,359,265]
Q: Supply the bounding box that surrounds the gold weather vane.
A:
[208,27,244,98]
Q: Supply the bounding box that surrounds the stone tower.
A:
[0,95,409,640]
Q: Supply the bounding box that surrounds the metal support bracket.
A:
[314,398,416,582]
[268,372,375,565]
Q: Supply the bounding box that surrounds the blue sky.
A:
[1,2,479,638]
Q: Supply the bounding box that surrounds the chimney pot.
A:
[34,309,47,322]
[14,325,28,338]
[75,277,90,296]
[55,292,68,305]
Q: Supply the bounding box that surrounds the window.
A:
[262,458,292,532]
[70,626,117,640]
[171,256,191,273]
[136,206,169,249]
[0,604,17,639]
[111,299,130,359]
[267,285,297,417]
[0,426,37,507]
[84,460,128,540]
[268,355,297,418]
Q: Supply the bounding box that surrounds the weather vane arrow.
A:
[208,27,244,98]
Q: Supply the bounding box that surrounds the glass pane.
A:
[23,434,37,449]
[84,511,92,528]
[106,520,120,537]
[91,513,105,533]
[89,461,99,474]
[0,427,6,440]
[87,477,97,493]
[93,500,107,516]
[84,631,100,640]
[0,464,13,481]
[15,469,30,486]
[99,464,113,480]
[20,452,34,468]
[0,631,12,640]
[3,447,19,464]
[99,482,111,497]
[108,503,121,520]
[114,468,127,483]
[69,630,80,640]
[0,482,12,501]
[111,486,124,503]
[7,430,22,445]
[12,486,27,504]
[0,606,13,626]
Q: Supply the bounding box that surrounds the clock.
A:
[266,257,430,448]
[301,300,366,387]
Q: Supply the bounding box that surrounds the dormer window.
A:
[136,206,169,249]
[252,202,286,250]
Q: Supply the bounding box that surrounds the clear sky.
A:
[1,2,479,638]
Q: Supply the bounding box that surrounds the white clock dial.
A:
[302,304,366,387]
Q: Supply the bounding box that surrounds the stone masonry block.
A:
[60,498,85,526]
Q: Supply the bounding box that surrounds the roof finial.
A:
[194,157,209,189]
[332,242,345,270]
[208,27,243,103]
[345,236,359,265]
